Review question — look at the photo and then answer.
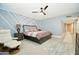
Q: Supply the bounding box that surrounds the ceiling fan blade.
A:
[32,11,39,13]
[44,5,48,10]
[42,12,46,15]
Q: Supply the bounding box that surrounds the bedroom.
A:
[0,3,79,55]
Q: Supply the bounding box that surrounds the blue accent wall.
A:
[0,9,79,35]
[0,9,37,35]
[36,13,79,35]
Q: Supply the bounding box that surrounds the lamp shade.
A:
[16,24,21,29]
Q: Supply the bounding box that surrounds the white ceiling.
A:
[6,3,79,20]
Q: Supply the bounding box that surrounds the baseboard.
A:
[52,33,65,38]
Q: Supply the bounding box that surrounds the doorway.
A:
[64,20,74,33]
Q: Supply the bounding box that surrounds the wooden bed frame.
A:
[23,25,52,44]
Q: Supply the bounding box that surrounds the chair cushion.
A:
[4,40,21,48]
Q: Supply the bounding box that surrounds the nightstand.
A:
[14,33,24,41]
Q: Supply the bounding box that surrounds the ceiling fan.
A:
[32,5,48,15]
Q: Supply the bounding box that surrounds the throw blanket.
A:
[24,31,51,39]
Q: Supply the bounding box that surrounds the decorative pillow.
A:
[23,25,38,32]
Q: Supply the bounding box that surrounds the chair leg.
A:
[9,45,20,55]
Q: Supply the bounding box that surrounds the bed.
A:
[23,25,52,44]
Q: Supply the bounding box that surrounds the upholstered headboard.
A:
[23,25,38,32]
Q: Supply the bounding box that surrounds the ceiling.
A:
[2,3,79,20]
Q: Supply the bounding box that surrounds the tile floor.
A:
[16,32,75,55]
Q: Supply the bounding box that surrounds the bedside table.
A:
[14,33,24,41]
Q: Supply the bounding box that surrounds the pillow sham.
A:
[23,25,38,32]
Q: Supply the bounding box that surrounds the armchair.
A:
[0,29,21,54]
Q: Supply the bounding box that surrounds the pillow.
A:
[23,25,38,32]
